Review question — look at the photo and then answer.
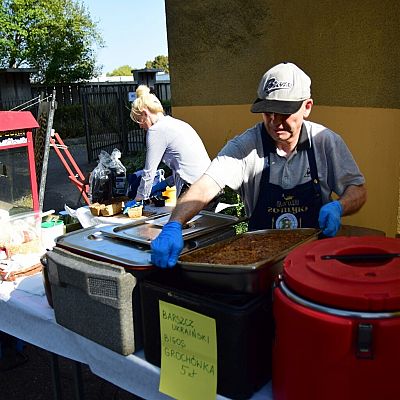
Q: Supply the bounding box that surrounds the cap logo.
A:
[263,78,292,96]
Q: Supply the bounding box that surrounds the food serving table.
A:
[0,222,386,399]
[0,274,273,400]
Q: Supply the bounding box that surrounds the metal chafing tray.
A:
[98,210,239,245]
[177,228,319,294]
[55,211,239,271]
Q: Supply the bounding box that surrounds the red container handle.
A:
[321,253,400,262]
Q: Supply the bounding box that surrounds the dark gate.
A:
[81,85,146,163]
[82,87,125,162]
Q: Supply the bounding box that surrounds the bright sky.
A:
[82,0,168,75]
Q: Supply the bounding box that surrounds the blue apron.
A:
[248,124,322,231]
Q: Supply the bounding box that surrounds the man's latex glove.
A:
[150,180,169,196]
[123,200,142,214]
[151,221,184,268]
[318,201,343,237]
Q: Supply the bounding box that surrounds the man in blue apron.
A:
[248,122,322,231]
[151,62,367,268]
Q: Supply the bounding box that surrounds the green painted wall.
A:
[166,0,400,109]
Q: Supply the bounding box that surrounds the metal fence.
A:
[31,82,171,106]
[1,81,171,162]
[82,87,129,162]
[37,82,171,162]
[79,83,171,162]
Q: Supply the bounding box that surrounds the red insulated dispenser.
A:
[272,236,400,400]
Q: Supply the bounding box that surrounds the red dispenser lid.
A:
[283,237,400,311]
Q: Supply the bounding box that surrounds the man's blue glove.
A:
[150,180,169,196]
[151,221,184,268]
[318,201,343,237]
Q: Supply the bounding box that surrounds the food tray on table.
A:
[54,211,238,271]
[177,228,319,293]
[99,210,239,245]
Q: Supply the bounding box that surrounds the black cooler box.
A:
[140,272,273,400]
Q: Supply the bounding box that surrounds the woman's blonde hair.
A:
[130,85,164,123]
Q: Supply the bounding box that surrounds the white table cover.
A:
[0,274,273,400]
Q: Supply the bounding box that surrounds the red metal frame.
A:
[49,132,90,205]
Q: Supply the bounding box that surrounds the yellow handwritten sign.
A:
[159,300,217,400]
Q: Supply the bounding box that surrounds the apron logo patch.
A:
[276,213,298,229]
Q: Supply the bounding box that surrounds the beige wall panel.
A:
[311,106,400,238]
[172,105,260,159]
[398,176,400,235]
[172,105,400,237]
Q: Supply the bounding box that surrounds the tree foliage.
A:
[106,65,133,77]
[145,55,169,73]
[0,0,104,83]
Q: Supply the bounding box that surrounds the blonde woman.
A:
[130,85,211,201]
